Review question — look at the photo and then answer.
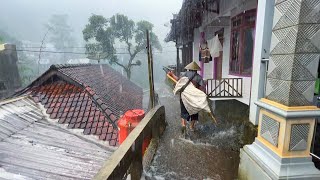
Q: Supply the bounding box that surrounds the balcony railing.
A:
[206,78,243,98]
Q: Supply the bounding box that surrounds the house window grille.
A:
[229,9,256,76]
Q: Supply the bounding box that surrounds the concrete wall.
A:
[0,44,21,99]
[214,100,257,147]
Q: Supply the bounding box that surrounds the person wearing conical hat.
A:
[171,61,205,132]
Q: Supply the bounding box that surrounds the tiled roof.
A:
[54,64,143,117]
[17,64,143,146]
[0,97,114,179]
[30,80,119,146]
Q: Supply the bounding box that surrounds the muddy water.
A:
[143,84,247,180]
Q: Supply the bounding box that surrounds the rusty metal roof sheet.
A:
[0,97,114,180]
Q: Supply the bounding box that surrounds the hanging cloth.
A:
[199,43,212,63]
[207,35,223,58]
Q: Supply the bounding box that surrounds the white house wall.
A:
[193,28,200,67]
[193,0,259,106]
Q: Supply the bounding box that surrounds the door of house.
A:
[214,28,224,79]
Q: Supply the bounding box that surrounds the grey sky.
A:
[0,0,182,44]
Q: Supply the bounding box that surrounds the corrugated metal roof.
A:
[0,97,114,180]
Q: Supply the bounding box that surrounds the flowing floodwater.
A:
[143,83,249,180]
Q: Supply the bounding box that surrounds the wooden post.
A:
[146,30,155,109]
[149,42,156,106]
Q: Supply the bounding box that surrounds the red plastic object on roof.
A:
[118,109,150,155]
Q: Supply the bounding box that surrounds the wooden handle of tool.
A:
[208,112,217,124]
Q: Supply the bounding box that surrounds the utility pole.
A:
[150,39,157,106]
[146,30,155,109]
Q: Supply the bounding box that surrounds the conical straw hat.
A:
[185,61,201,71]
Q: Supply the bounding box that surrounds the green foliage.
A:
[0,36,3,44]
[0,29,21,45]
[83,14,162,79]
[83,15,115,62]
[45,14,77,62]
[17,63,36,86]
[46,14,76,50]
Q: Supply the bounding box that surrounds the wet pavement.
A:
[143,84,241,180]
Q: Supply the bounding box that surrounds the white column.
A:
[249,0,275,125]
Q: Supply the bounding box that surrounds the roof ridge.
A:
[0,95,29,106]
[50,64,93,69]
[83,86,119,129]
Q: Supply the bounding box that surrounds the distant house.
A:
[67,58,91,64]
[15,64,143,146]
[166,0,285,125]
[0,44,21,99]
[166,0,257,105]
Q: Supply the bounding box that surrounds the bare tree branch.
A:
[125,38,132,57]
[131,63,140,66]
[113,60,127,70]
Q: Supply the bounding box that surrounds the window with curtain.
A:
[229,9,256,76]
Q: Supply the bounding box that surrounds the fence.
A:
[206,78,243,98]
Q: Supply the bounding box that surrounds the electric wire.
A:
[6,48,176,55]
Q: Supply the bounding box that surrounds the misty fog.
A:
[0,0,182,88]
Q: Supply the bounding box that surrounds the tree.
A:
[83,14,162,79]
[0,29,20,45]
[45,14,76,62]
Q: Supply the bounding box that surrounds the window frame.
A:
[229,9,257,77]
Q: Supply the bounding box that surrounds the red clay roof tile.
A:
[18,64,142,146]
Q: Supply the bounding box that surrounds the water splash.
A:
[170,139,175,148]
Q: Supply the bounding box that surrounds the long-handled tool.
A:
[208,112,217,124]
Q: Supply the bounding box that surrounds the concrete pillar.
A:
[176,45,180,75]
[200,31,206,77]
[188,42,193,64]
[239,0,320,179]
[182,45,187,68]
